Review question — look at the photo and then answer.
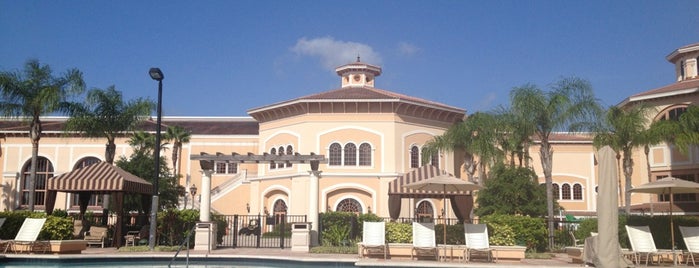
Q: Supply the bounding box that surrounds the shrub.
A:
[322,224,351,246]
[435,224,465,245]
[488,223,515,246]
[481,214,546,251]
[386,222,411,243]
[320,212,357,245]
[38,216,73,240]
[0,211,72,240]
[157,209,199,247]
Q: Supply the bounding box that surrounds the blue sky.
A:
[1,1,698,116]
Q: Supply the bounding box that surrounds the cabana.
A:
[44,161,153,248]
[387,165,474,223]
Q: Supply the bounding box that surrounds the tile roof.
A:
[620,78,699,106]
[248,86,465,114]
[0,117,260,136]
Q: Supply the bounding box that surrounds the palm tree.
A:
[64,86,153,164]
[509,77,602,250]
[593,104,658,214]
[129,131,169,155]
[0,59,84,211]
[421,112,504,182]
[165,125,191,182]
[64,86,153,221]
[668,105,699,153]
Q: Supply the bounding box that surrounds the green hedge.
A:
[575,215,699,250]
[481,214,547,252]
[0,211,73,240]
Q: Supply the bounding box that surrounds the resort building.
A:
[0,42,698,233]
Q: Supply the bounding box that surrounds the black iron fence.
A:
[219,214,307,248]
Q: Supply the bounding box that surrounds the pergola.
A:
[190,151,325,247]
[190,151,325,168]
[45,161,153,248]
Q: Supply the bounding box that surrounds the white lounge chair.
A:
[463,223,496,262]
[625,225,664,265]
[679,226,699,266]
[5,218,48,253]
[359,221,386,259]
[411,222,438,260]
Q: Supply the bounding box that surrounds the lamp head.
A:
[190,183,197,196]
[149,68,164,81]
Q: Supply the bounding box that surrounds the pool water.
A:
[0,257,355,268]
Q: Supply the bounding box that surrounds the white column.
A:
[308,170,321,246]
[199,169,213,222]
[194,169,216,251]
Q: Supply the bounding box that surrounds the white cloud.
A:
[398,42,420,56]
[291,37,382,71]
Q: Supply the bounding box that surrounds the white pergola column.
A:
[194,169,216,251]
[308,168,321,246]
[199,169,213,222]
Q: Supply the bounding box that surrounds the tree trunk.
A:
[540,140,555,250]
[27,118,42,211]
[623,149,634,214]
[464,153,476,182]
[105,142,116,164]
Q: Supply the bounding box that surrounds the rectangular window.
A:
[215,162,237,174]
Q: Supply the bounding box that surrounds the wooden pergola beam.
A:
[190,152,326,163]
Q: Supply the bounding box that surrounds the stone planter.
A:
[48,240,88,254]
[357,243,526,262]
[10,240,87,254]
[491,245,526,261]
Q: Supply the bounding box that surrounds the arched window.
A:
[21,156,54,207]
[329,143,342,166]
[657,105,688,121]
[410,146,420,168]
[358,143,372,166]
[573,184,583,200]
[430,152,439,167]
[277,146,285,168]
[336,198,362,214]
[286,145,294,168]
[416,201,434,223]
[561,184,572,200]
[269,148,277,169]
[344,143,357,166]
[273,199,287,225]
[552,183,560,200]
[71,157,102,207]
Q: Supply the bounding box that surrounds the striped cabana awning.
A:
[388,165,469,198]
[387,165,474,222]
[48,161,153,195]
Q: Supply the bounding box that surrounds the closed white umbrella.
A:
[403,174,482,246]
[596,146,622,267]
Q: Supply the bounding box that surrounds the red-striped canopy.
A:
[48,161,153,194]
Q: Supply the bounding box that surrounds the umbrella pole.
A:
[443,189,447,247]
[671,189,676,265]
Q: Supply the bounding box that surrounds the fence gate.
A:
[219,214,306,248]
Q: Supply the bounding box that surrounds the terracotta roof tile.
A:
[249,86,464,113]
[625,78,699,104]
[0,117,259,136]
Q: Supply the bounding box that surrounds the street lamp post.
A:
[148,67,163,251]
[189,184,197,209]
